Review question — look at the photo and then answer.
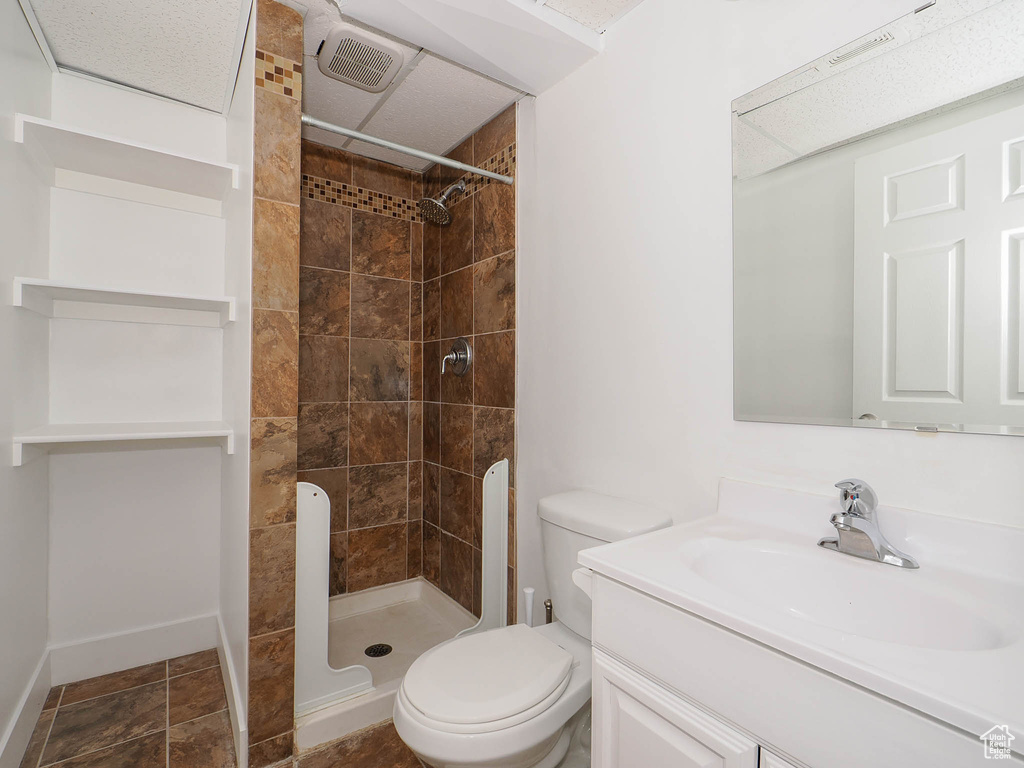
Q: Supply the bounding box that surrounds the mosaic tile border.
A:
[256,49,303,100]
[301,142,517,223]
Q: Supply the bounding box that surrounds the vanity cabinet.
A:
[588,573,1012,768]
[592,649,757,768]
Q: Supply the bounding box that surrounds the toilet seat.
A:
[401,624,574,734]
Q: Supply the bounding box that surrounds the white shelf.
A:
[13,421,235,466]
[14,113,239,204]
[14,278,236,327]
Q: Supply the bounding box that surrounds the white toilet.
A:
[393,490,672,768]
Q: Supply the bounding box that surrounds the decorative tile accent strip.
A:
[301,143,516,223]
[256,49,303,100]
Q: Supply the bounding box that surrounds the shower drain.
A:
[364,643,393,658]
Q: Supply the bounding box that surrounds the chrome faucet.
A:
[441,337,472,376]
[818,479,918,569]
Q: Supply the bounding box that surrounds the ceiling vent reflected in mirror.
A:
[317,23,404,93]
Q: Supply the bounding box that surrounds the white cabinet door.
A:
[852,101,1024,428]
[759,750,802,768]
[593,649,758,768]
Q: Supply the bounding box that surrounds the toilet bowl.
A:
[394,622,591,768]
[394,490,672,768]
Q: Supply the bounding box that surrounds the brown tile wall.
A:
[298,141,422,598]
[248,0,302,765]
[297,104,517,623]
[421,105,518,623]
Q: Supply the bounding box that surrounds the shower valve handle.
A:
[442,338,472,377]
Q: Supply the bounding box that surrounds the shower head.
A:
[418,180,466,226]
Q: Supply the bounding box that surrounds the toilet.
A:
[393,490,672,768]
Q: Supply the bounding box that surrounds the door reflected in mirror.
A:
[733,0,1024,436]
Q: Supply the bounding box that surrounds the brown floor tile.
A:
[43,731,165,768]
[169,710,236,768]
[297,720,420,768]
[297,467,348,531]
[61,663,166,706]
[43,686,63,710]
[19,708,53,768]
[348,463,408,528]
[168,668,228,726]
[348,523,407,592]
[168,649,219,678]
[352,212,411,279]
[42,682,166,765]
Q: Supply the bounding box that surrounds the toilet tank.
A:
[538,491,672,640]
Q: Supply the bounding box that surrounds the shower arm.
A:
[301,114,514,186]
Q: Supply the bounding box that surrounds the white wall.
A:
[45,74,229,651]
[517,0,1024,611]
[0,0,52,758]
[221,2,256,734]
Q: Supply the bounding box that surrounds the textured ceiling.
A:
[544,0,647,32]
[301,1,522,170]
[26,0,249,112]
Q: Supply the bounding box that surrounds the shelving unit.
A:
[14,114,239,206]
[13,422,235,467]
[14,277,236,327]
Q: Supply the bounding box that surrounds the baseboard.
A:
[48,613,219,685]
[216,614,247,768]
[0,650,50,768]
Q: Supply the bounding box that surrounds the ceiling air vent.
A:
[317,24,404,93]
[828,31,895,67]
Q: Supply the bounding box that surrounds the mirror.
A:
[733,0,1024,436]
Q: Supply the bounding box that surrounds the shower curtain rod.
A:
[301,114,515,186]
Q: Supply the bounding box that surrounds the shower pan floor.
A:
[328,578,476,689]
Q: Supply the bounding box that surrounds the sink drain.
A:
[364,643,392,658]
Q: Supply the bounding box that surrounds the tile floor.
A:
[19,649,235,768]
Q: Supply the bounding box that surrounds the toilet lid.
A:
[403,624,574,726]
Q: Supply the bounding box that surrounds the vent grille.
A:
[829,32,895,67]
[328,37,395,88]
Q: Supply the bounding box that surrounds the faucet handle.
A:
[834,479,878,517]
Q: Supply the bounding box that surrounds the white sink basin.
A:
[679,538,1008,651]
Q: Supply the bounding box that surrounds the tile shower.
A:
[296,108,518,620]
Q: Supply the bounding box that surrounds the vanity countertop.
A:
[578,479,1024,741]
